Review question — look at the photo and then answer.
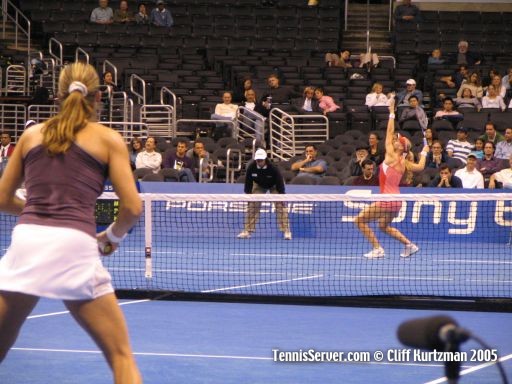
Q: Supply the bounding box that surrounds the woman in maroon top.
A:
[0,63,142,383]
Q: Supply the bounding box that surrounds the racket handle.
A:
[423,137,428,146]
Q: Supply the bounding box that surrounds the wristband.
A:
[106,223,127,244]
[420,151,427,157]
[389,113,395,119]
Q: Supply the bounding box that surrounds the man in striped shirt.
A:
[446,127,474,165]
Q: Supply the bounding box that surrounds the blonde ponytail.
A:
[42,62,99,155]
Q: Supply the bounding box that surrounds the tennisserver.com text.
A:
[272,349,371,363]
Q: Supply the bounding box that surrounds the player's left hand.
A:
[97,231,119,256]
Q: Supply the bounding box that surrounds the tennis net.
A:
[1,192,511,305]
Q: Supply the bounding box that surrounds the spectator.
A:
[423,127,437,147]
[293,86,321,114]
[470,138,484,159]
[260,74,293,111]
[103,70,120,92]
[135,137,162,173]
[489,154,512,189]
[134,3,150,24]
[477,141,502,186]
[452,40,481,66]
[346,146,370,177]
[396,79,423,107]
[0,132,15,175]
[485,75,506,98]
[233,78,254,103]
[163,140,196,182]
[482,85,506,111]
[479,122,505,145]
[186,140,210,181]
[351,159,378,186]
[427,48,445,65]
[211,91,238,139]
[90,0,113,24]
[440,65,469,90]
[150,0,173,27]
[291,144,327,179]
[429,165,463,188]
[425,140,448,169]
[398,95,428,132]
[365,83,392,108]
[368,132,384,165]
[495,128,512,160]
[434,97,463,129]
[325,50,352,68]
[113,0,133,23]
[454,154,484,188]
[502,66,512,91]
[394,0,420,27]
[454,88,481,111]
[239,89,266,145]
[314,87,340,115]
[446,127,474,165]
[456,71,483,99]
[237,148,291,240]
[129,137,143,169]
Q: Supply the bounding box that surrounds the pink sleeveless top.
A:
[378,160,404,212]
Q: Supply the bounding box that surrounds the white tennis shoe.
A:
[364,247,385,259]
[237,231,251,239]
[284,231,292,240]
[400,243,419,258]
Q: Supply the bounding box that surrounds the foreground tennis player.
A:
[0,63,142,383]
[355,99,429,259]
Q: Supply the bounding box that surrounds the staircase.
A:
[341,3,393,56]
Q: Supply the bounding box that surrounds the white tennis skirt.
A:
[0,224,113,300]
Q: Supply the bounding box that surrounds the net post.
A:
[144,196,152,279]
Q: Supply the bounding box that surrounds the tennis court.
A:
[1,187,511,382]
[1,299,511,383]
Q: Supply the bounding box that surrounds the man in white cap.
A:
[238,148,292,240]
[396,78,423,108]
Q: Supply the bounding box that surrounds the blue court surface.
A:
[1,299,511,384]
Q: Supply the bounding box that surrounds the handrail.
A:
[75,47,90,64]
[2,0,31,91]
[160,87,177,132]
[237,106,265,146]
[129,74,146,105]
[225,148,242,184]
[48,38,63,67]
[103,60,118,86]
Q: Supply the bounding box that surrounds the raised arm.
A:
[384,98,397,157]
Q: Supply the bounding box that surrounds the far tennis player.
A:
[0,62,142,383]
[355,99,429,259]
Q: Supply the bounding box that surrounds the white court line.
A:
[27,299,150,320]
[423,353,512,384]
[201,274,324,293]
[437,259,512,265]
[108,267,301,276]
[11,347,472,368]
[232,253,359,260]
[468,279,512,284]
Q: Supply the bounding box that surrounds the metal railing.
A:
[225,148,242,184]
[175,118,237,139]
[27,104,58,122]
[159,87,177,131]
[75,47,90,64]
[130,74,146,105]
[269,108,329,161]
[345,0,394,32]
[237,106,265,146]
[1,0,31,75]
[5,64,27,95]
[101,121,148,142]
[0,103,26,141]
[48,38,63,67]
[140,104,174,137]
